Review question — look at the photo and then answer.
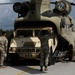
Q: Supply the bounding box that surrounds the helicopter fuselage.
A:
[8,0,75,64]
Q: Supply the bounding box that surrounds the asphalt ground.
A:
[0,60,75,75]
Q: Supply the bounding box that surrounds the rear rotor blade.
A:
[0,3,15,5]
[71,3,75,6]
[50,1,57,4]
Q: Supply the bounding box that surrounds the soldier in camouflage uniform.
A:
[0,31,8,68]
[38,29,51,71]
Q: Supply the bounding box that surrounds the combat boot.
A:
[44,66,48,71]
[0,65,7,68]
[40,66,43,71]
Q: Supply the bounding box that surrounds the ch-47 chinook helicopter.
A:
[1,0,75,65]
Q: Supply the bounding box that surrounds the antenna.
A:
[50,1,75,6]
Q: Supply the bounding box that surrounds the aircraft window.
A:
[16,30,33,37]
[35,30,48,36]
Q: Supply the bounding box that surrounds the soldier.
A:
[0,31,8,68]
[38,28,51,71]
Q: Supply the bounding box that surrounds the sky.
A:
[0,0,75,30]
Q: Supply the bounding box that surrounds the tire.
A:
[48,46,55,65]
[7,53,19,65]
[68,45,73,61]
[65,45,73,61]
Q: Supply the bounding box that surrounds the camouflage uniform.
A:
[0,35,8,66]
[38,30,50,68]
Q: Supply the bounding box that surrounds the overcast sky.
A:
[0,0,75,30]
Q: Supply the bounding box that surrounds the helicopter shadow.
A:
[11,59,46,74]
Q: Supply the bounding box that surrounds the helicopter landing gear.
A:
[65,45,73,61]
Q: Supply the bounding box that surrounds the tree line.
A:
[0,29,13,39]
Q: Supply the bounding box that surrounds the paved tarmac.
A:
[0,61,75,75]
